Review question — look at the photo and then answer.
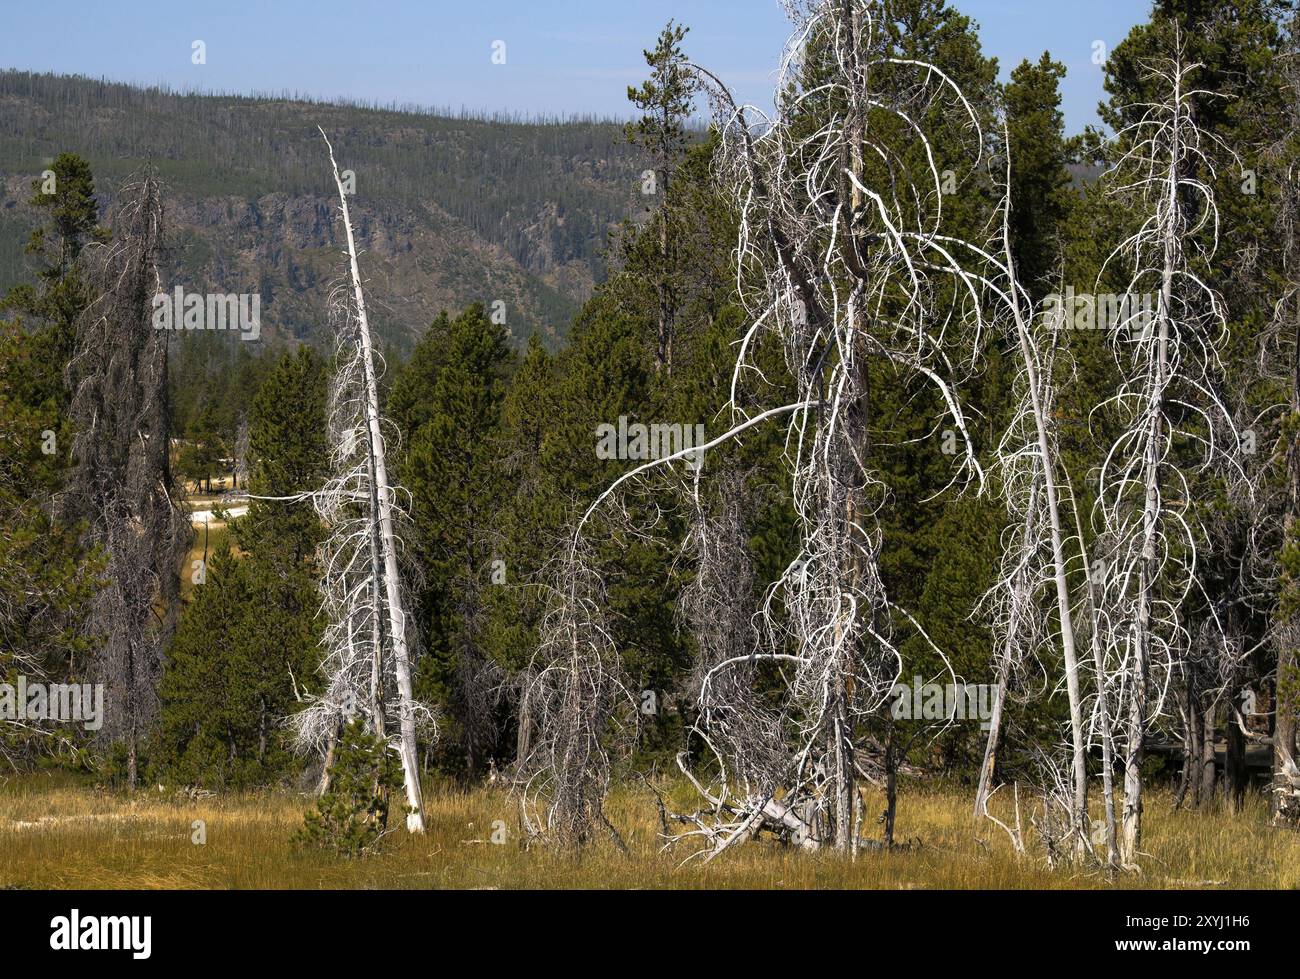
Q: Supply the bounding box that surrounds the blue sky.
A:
[0,0,1149,133]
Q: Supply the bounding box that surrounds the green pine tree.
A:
[395,304,515,775]
[157,348,328,788]
[296,719,401,856]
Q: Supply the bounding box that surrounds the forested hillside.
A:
[0,70,652,348]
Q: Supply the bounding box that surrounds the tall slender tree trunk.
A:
[883,716,897,847]
[832,679,854,850]
[656,187,673,375]
[975,471,1038,821]
[1276,299,1300,820]
[1000,178,1088,845]
[1201,702,1217,805]
[127,723,137,791]
[1068,477,1120,867]
[1121,86,1182,864]
[1123,219,1173,866]
[831,0,865,854]
[1175,694,1194,809]
[975,676,1006,819]
[1088,601,1120,867]
[1225,710,1245,813]
[322,130,425,833]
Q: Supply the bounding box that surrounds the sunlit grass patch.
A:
[0,774,1294,889]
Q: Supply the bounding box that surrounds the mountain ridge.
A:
[0,69,654,350]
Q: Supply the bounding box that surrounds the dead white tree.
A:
[1264,19,1300,825]
[653,0,997,855]
[950,134,1095,860]
[1091,50,1240,866]
[514,406,808,850]
[292,130,426,833]
[657,470,800,862]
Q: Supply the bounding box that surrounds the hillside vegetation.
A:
[0,70,654,348]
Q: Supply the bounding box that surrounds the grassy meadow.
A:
[1,775,1296,889]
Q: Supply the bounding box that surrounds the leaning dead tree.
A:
[1091,51,1241,867]
[61,171,188,788]
[292,130,427,833]
[652,0,997,856]
[963,135,1097,862]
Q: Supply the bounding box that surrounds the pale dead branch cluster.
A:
[512,535,634,849]
[1090,50,1243,866]
[647,0,998,854]
[290,131,430,833]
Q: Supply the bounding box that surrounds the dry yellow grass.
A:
[0,775,1295,889]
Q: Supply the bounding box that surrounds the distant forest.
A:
[0,69,658,347]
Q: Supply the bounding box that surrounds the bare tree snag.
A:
[62,170,188,789]
[295,129,426,833]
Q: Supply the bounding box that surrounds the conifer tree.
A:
[398,304,514,775]
[1004,54,1075,301]
[60,171,188,787]
[158,348,327,788]
[0,155,104,731]
[625,20,699,375]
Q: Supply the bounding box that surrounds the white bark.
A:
[996,139,1088,845]
[319,129,425,833]
[654,0,994,857]
[1092,49,1238,867]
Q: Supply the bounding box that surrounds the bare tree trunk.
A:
[832,680,854,850]
[835,4,864,853]
[515,684,532,765]
[322,131,425,833]
[1069,478,1120,867]
[1122,267,1170,863]
[1174,694,1194,810]
[974,677,1006,819]
[1225,708,1245,813]
[1012,305,1087,846]
[127,723,137,791]
[317,719,341,796]
[1122,306,1166,863]
[1201,701,1217,806]
[976,443,1040,822]
[1121,640,1148,864]
[1087,606,1120,867]
[1122,74,1182,864]
[994,138,1088,844]
[1029,404,1087,849]
[1278,645,1300,822]
[883,717,897,847]
[1275,298,1300,820]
